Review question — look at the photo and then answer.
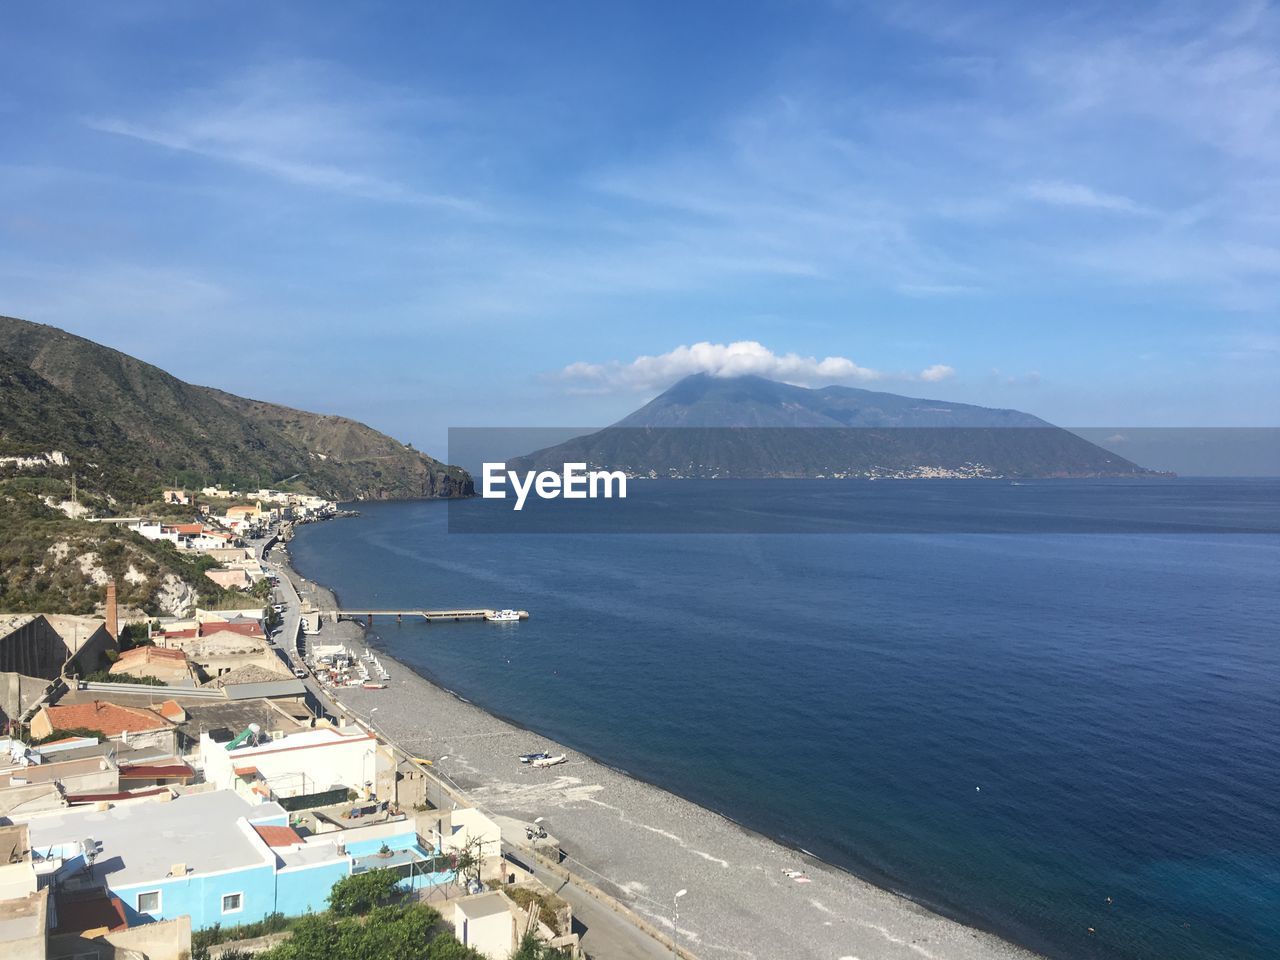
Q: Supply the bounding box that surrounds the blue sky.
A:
[3,1,1278,457]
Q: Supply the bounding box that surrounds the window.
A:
[222,892,243,914]
[136,890,161,914]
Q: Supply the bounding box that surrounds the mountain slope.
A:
[513,374,1154,479]
[0,315,472,501]
[616,374,1051,428]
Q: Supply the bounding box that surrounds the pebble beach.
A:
[294,566,1043,960]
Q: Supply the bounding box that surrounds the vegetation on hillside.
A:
[0,493,243,615]
[0,315,475,616]
[0,316,472,503]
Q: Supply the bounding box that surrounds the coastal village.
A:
[0,488,591,960]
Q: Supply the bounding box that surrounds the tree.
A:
[426,931,485,960]
[256,904,481,960]
[327,868,403,916]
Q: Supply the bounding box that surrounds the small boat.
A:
[362,681,387,690]
[519,752,551,764]
[531,754,567,768]
[486,609,521,622]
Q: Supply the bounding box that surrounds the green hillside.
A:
[0,315,472,503]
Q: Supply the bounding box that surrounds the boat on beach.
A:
[362,681,387,690]
[531,754,567,768]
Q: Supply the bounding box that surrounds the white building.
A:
[453,892,519,960]
[200,726,386,803]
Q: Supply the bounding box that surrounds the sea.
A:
[287,478,1280,960]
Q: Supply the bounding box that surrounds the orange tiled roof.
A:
[252,824,304,848]
[156,628,198,640]
[205,621,264,638]
[41,701,173,737]
[153,699,186,721]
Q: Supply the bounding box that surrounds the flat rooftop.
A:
[229,725,372,758]
[456,890,513,920]
[183,700,307,740]
[26,790,286,887]
[54,687,212,709]
[0,890,45,943]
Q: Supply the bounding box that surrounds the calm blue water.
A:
[289,479,1280,960]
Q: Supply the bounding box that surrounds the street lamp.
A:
[673,888,687,959]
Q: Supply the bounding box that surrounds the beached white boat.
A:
[531,754,567,768]
[486,609,521,622]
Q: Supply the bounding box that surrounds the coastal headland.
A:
[283,552,1045,960]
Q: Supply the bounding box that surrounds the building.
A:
[453,891,520,959]
[205,568,254,591]
[160,629,286,682]
[109,645,197,685]
[29,700,177,753]
[200,725,390,805]
[0,613,115,725]
[161,489,191,505]
[0,742,119,814]
[201,665,310,711]
[0,824,46,960]
[23,790,451,932]
[205,546,255,564]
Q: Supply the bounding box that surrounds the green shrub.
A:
[327,869,402,917]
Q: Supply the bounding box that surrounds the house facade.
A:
[22,790,452,931]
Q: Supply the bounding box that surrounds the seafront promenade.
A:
[273,545,1043,960]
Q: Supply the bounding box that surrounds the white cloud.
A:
[85,61,481,214]
[558,341,954,392]
[1021,180,1147,214]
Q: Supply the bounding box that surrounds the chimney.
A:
[105,582,118,640]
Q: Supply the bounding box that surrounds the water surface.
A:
[290,479,1280,960]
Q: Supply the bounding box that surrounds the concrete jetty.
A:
[327,608,530,623]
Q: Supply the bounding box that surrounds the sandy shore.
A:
[290,564,1043,960]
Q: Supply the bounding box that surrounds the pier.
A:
[327,608,530,624]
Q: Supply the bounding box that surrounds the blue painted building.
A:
[26,790,451,931]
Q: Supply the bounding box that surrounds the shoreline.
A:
[284,544,1047,960]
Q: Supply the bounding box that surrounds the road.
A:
[543,870,673,960]
[249,531,343,722]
